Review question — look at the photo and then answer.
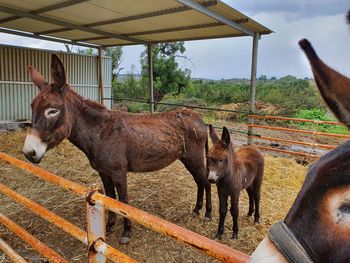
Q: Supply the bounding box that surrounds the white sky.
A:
[1,0,349,79]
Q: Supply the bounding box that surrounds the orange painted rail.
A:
[249,114,344,125]
[0,237,26,263]
[249,135,336,150]
[255,145,319,159]
[0,213,68,263]
[248,124,350,139]
[0,183,136,263]
[0,152,249,263]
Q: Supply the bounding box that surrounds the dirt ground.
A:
[0,129,310,262]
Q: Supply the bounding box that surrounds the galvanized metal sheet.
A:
[0,45,112,121]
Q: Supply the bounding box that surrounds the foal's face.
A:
[23,54,69,164]
[207,125,231,184]
[207,144,229,183]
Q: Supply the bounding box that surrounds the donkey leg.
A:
[215,193,228,240]
[230,194,240,239]
[181,156,212,219]
[246,187,254,217]
[253,173,263,224]
[112,172,132,244]
[253,190,261,224]
[100,173,117,233]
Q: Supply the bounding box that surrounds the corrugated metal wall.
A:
[0,45,112,121]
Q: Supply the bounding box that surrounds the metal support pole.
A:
[147,43,154,113]
[98,47,104,105]
[86,185,106,263]
[247,32,259,145]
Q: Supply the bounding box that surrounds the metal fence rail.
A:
[0,213,68,263]
[0,152,249,263]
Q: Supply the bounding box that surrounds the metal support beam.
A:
[98,47,104,105]
[35,0,218,36]
[0,4,144,44]
[0,0,90,24]
[176,0,254,36]
[75,19,249,42]
[147,43,154,113]
[247,32,259,145]
[0,27,99,49]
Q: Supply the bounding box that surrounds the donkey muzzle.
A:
[23,131,47,164]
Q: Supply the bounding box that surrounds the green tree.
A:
[140,42,191,100]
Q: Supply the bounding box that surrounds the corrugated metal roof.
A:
[0,0,272,47]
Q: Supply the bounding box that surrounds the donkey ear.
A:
[51,54,67,90]
[299,39,350,128]
[28,66,47,90]
[209,124,219,144]
[221,127,231,147]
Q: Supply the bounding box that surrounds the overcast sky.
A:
[1,0,349,79]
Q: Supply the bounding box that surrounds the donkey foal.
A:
[207,125,264,240]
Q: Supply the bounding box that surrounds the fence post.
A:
[147,43,154,113]
[247,32,259,145]
[86,185,106,263]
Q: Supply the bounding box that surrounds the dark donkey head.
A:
[278,36,350,261]
[207,125,233,184]
[23,54,72,163]
[251,32,350,261]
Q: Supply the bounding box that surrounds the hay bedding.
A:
[0,130,307,262]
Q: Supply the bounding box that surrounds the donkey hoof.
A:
[231,233,238,240]
[192,208,200,216]
[204,216,212,222]
[247,212,253,217]
[254,220,260,225]
[119,236,131,245]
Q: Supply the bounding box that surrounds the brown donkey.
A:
[249,27,350,262]
[22,54,212,244]
[207,125,264,240]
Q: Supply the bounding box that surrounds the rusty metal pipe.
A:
[0,152,86,196]
[248,124,350,139]
[0,183,136,263]
[248,114,343,125]
[92,192,249,263]
[0,212,67,263]
[0,237,27,263]
[0,182,87,244]
[250,135,336,150]
[256,145,319,159]
[94,240,138,263]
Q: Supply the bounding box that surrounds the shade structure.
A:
[0,0,272,47]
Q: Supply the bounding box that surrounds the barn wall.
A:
[0,45,112,121]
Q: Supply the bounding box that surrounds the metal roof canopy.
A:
[0,0,272,47]
[0,0,272,144]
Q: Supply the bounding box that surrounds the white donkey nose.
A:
[208,170,218,183]
[23,130,47,164]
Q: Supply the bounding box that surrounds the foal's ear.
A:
[221,127,231,147]
[51,54,67,90]
[209,124,219,144]
[28,66,47,90]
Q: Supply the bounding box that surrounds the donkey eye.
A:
[45,108,60,118]
[219,160,224,164]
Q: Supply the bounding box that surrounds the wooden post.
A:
[147,43,154,113]
[247,33,259,145]
[98,47,104,105]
